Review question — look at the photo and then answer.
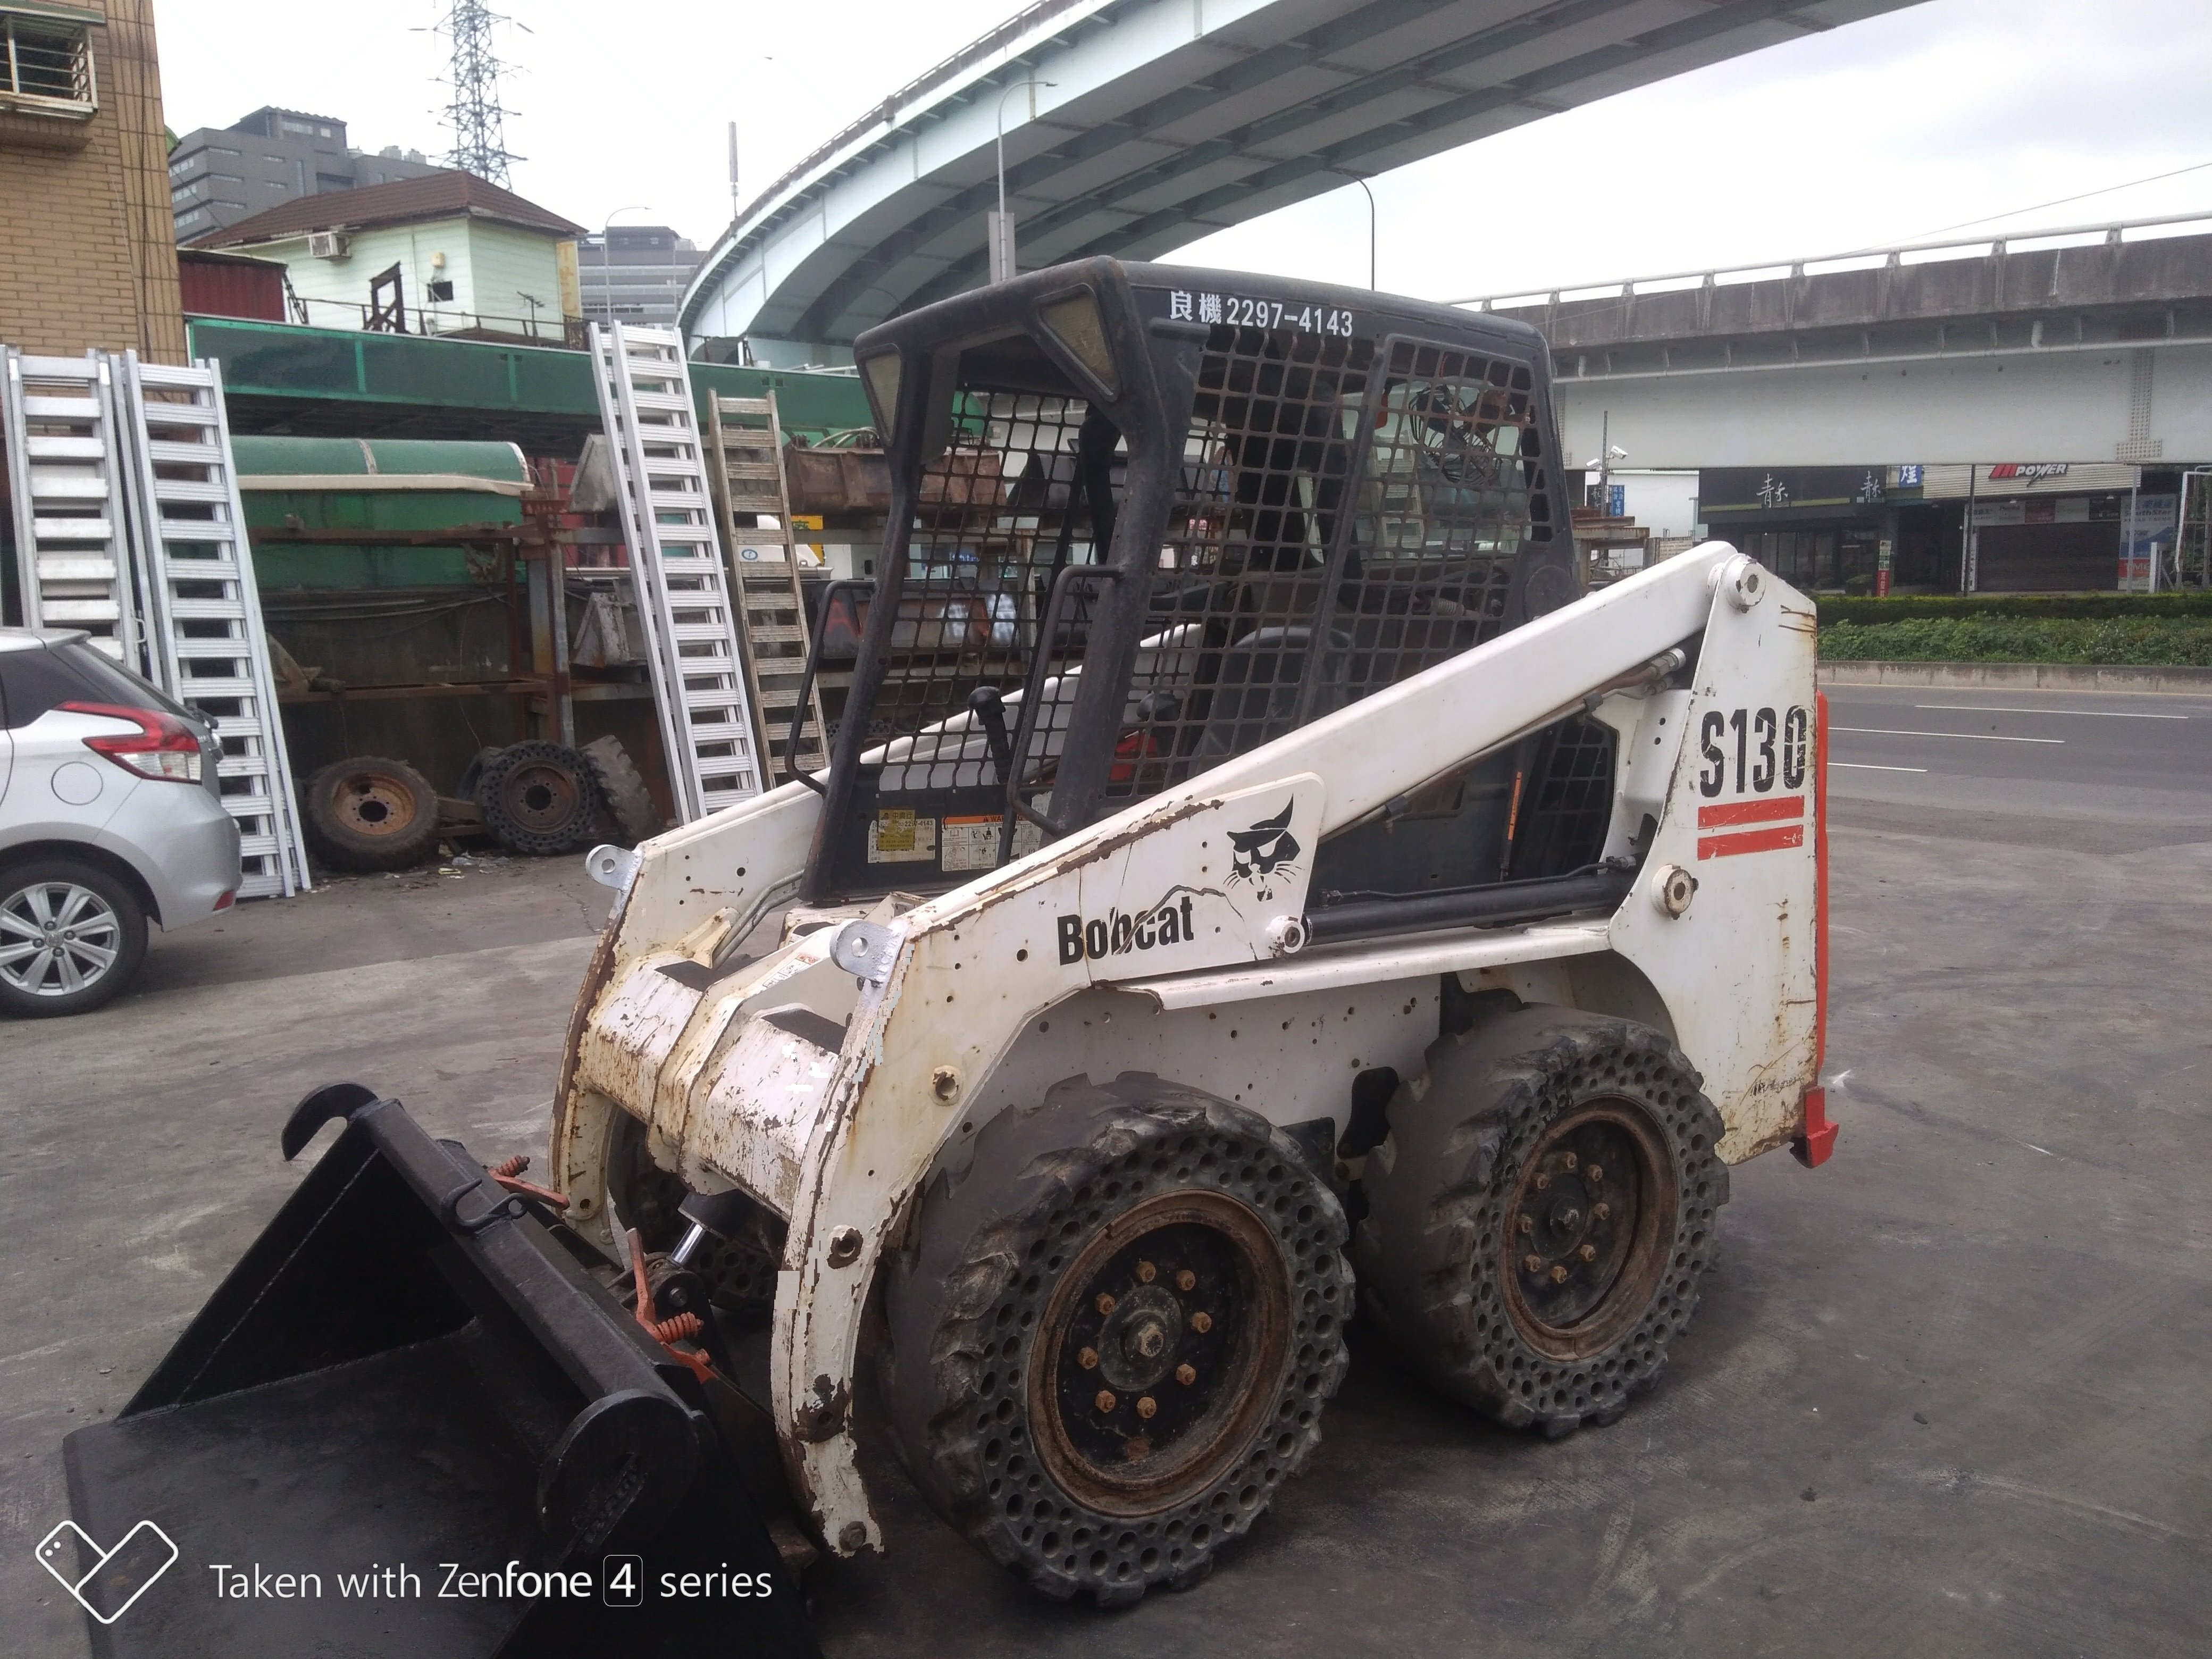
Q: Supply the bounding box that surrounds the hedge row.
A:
[1816,591,2212,624]
[1819,616,2212,666]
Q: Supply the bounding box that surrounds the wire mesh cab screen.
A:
[814,263,1577,904]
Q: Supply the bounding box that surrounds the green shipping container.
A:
[234,436,531,588]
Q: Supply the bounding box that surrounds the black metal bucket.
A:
[59,1084,817,1658]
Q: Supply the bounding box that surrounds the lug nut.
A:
[1517,1214,1533,1234]
[1579,1244,1597,1262]
[1535,1173,1551,1191]
[1096,1293,1116,1317]
[1078,1346,1099,1369]
[1176,1363,1196,1386]
[1586,1164,1603,1183]
[1136,1260,1157,1284]
[1549,1265,1570,1284]
[1136,1396,1158,1419]
[1593,1202,1611,1221]
[1190,1311,1213,1334]
[1562,1151,1578,1170]
[1524,1254,1544,1273]
[1095,1390,1117,1413]
[1176,1269,1197,1292]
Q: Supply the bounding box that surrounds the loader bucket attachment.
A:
[60,1084,816,1658]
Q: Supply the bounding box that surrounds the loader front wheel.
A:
[882,1075,1350,1606]
[1354,1006,1727,1438]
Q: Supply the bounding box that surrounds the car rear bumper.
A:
[98,782,242,928]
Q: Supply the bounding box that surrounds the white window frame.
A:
[0,8,98,120]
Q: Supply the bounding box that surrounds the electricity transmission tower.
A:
[434,1,523,186]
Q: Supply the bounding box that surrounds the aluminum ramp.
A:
[589,324,763,822]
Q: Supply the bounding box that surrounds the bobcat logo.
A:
[1227,801,1301,903]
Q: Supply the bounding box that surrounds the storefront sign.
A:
[1700,467,1886,516]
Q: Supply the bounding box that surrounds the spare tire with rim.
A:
[475,741,604,856]
[301,756,442,872]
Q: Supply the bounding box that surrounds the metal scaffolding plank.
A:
[707,390,830,786]
[114,353,312,899]
[589,323,763,821]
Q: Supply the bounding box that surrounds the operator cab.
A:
[798,258,1612,911]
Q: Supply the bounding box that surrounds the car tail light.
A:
[61,701,205,784]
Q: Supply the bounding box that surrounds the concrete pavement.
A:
[2,708,2207,1656]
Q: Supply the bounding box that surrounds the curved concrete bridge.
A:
[682,0,1918,362]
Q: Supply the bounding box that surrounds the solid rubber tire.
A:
[580,734,663,844]
[1353,1005,1728,1437]
[880,1073,1352,1606]
[475,741,603,856]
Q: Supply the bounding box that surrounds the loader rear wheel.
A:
[1353,1006,1727,1438]
[882,1074,1351,1606]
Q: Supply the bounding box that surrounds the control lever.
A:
[969,685,1015,781]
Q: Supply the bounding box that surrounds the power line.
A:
[1896,159,2212,242]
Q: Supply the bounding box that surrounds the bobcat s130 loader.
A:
[64,258,1833,1652]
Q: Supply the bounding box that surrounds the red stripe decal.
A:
[1697,794,1805,829]
[1696,823,1804,860]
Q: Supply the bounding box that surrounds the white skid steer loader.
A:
[547,259,1837,1605]
[61,259,1833,1654]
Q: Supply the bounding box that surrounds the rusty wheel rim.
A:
[497,761,580,834]
[1030,1189,1289,1516]
[334,771,420,838]
[1499,1100,1675,1362]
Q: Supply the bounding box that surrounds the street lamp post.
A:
[990,79,1057,283]
[1351,176,1376,290]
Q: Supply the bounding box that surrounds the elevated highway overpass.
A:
[1464,214,2212,468]
[684,0,1921,362]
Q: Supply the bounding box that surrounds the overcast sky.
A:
[152,0,2212,302]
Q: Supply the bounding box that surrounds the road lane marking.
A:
[1832,762,1928,773]
[1913,703,2188,720]
[1832,726,2063,743]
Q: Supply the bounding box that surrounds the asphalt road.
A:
[1822,683,2212,852]
[2,690,2207,1658]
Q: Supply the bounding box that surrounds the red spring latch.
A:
[1792,1087,1839,1169]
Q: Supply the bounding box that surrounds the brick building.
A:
[0,0,185,361]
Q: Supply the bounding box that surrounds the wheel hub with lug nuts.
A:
[1033,1192,1288,1513]
[1501,1100,1672,1359]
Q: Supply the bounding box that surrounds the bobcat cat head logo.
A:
[1227,802,1300,894]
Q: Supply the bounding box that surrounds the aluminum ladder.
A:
[589,323,761,820]
[112,355,311,898]
[3,349,141,663]
[707,391,828,784]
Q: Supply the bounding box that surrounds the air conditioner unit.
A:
[306,231,349,259]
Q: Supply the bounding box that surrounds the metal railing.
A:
[280,290,582,347]
[1453,210,2212,315]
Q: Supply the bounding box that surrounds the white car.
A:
[0,627,241,1016]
